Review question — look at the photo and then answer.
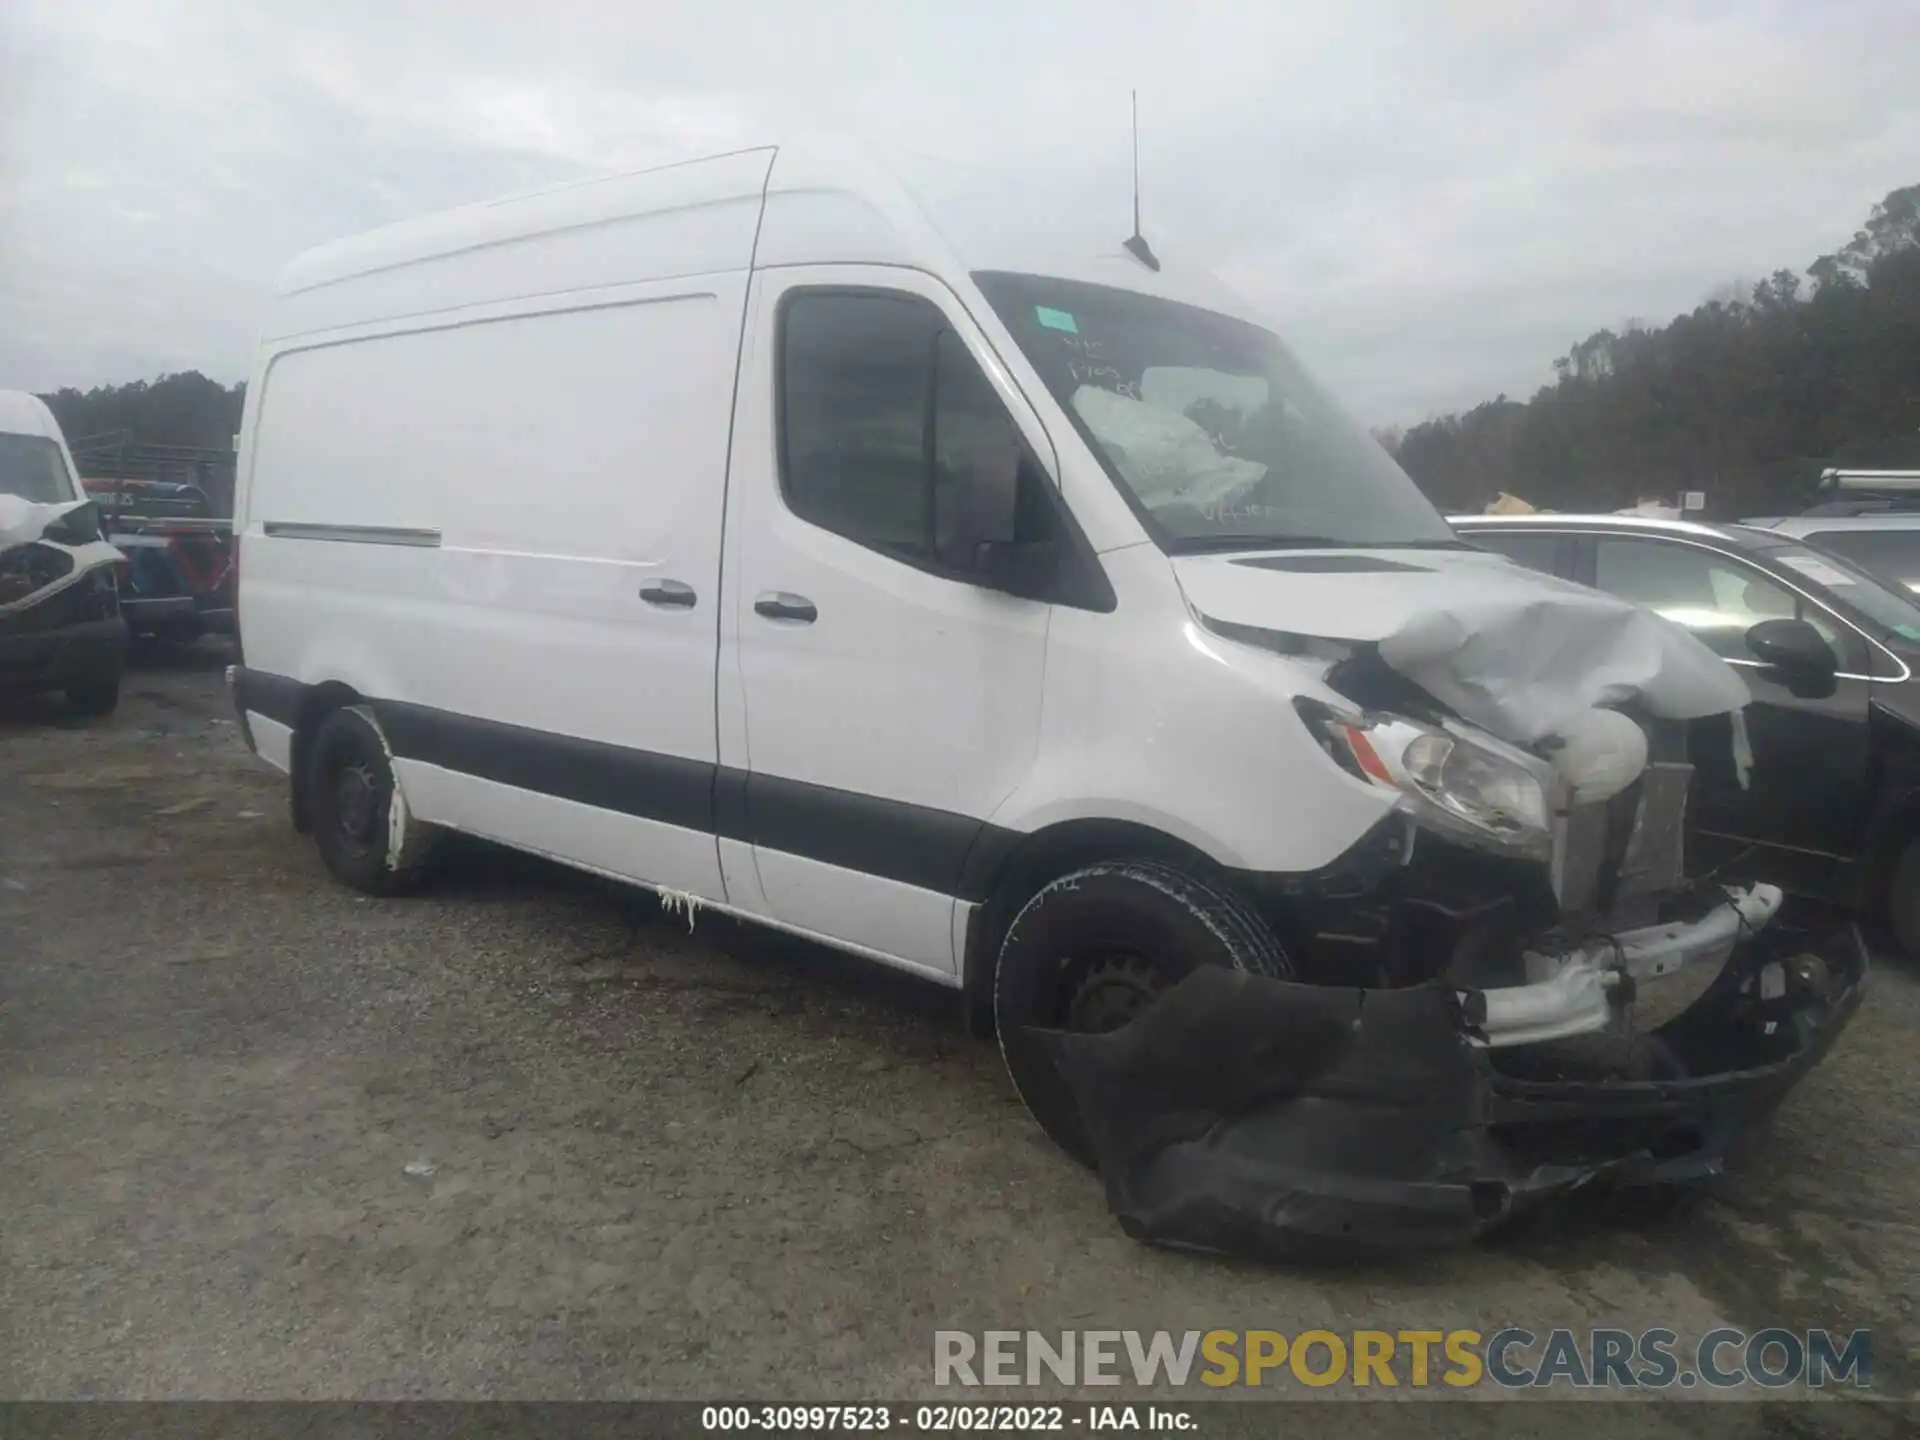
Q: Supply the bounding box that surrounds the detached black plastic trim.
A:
[1022,919,1867,1258]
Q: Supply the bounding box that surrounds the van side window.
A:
[780,290,1044,573]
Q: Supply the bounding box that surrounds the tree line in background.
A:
[38,371,245,457]
[1381,182,1920,517]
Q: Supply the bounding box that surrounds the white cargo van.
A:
[1,390,127,714]
[230,141,1863,1254]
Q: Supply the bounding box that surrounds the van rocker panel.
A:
[228,668,1019,904]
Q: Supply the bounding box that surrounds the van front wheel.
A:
[992,859,1292,1166]
[307,705,439,896]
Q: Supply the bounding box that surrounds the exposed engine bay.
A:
[1279,641,1773,1051]
[1181,553,1781,1053]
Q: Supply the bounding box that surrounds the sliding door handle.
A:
[639,579,697,608]
[753,592,817,624]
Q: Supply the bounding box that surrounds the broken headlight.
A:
[1296,700,1554,861]
[1402,732,1551,850]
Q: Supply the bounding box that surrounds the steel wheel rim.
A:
[334,761,380,853]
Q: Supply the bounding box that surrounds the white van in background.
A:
[229,141,1861,1254]
[1,390,127,715]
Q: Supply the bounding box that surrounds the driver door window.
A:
[779,291,1045,576]
[1592,538,1860,670]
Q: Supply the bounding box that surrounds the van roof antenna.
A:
[1123,90,1161,272]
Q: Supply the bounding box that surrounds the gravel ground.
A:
[2,648,1916,1432]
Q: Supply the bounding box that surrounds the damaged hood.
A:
[0,495,122,616]
[1174,547,1751,745]
[0,494,89,549]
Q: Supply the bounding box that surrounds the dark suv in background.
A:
[1454,512,1920,955]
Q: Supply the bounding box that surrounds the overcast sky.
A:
[2,0,1916,425]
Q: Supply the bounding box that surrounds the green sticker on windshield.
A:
[1034,306,1079,334]
[1899,625,1920,641]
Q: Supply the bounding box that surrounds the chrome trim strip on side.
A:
[262,522,441,547]
[1455,522,1912,683]
[1718,657,1886,685]
[1450,513,1733,542]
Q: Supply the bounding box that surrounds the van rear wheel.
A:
[307,705,439,896]
[992,859,1291,1166]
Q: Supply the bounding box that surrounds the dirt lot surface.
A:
[3,650,1917,1433]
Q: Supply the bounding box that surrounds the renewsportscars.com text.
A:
[933,1328,1871,1390]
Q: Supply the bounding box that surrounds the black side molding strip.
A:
[740,770,998,900]
[263,522,442,547]
[230,666,305,729]
[376,701,718,839]
[230,671,1019,902]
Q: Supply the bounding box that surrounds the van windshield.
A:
[0,434,78,504]
[973,272,1458,554]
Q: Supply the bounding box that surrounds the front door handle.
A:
[753,591,817,624]
[639,579,697,608]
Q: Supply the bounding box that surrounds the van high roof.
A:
[266,139,1249,345]
[0,389,68,443]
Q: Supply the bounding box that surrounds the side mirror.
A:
[1747,618,1838,683]
[974,540,1058,600]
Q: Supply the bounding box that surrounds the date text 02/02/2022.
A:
[699,1405,1193,1432]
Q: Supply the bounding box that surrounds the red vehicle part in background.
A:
[81,477,235,641]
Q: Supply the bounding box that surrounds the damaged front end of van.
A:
[1015,567,1867,1258]
[0,496,127,704]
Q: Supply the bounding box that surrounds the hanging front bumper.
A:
[1019,911,1865,1259]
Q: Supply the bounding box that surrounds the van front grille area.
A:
[1552,762,1692,921]
[0,543,76,607]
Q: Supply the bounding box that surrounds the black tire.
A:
[306,705,438,896]
[65,669,121,718]
[993,859,1291,1165]
[1888,833,1920,960]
